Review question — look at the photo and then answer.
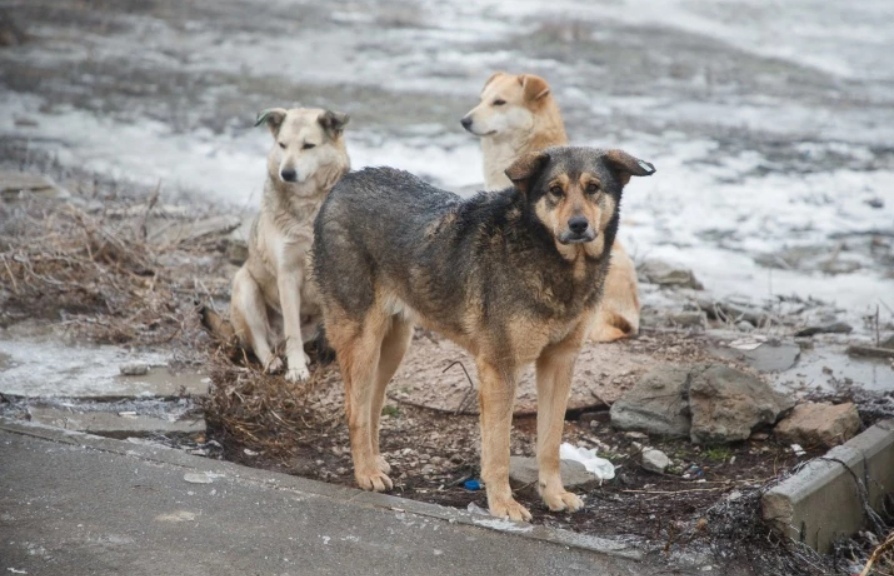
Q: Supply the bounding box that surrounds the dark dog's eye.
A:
[549,185,564,197]
[586,183,600,194]
[302,143,316,150]
[278,142,286,149]
[492,99,506,106]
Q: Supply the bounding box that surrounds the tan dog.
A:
[462,72,641,342]
[230,107,349,382]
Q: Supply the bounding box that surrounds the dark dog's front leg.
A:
[535,335,586,513]
[476,358,530,522]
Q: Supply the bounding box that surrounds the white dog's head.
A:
[460,72,552,139]
[257,107,350,194]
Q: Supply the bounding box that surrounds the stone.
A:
[508,456,597,489]
[0,170,68,200]
[120,362,150,376]
[667,312,706,328]
[710,339,800,372]
[641,449,670,473]
[28,407,204,438]
[688,365,793,445]
[609,365,692,438]
[762,420,894,553]
[639,259,702,289]
[774,402,862,448]
[794,322,853,337]
[881,335,894,350]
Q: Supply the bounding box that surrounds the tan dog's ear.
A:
[319,110,350,139]
[481,71,505,93]
[519,74,550,101]
[505,150,551,195]
[255,108,288,137]
[604,149,656,186]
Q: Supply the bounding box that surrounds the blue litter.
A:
[463,479,483,491]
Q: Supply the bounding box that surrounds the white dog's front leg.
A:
[277,271,310,382]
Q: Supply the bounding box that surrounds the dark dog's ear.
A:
[604,149,656,186]
[255,108,288,136]
[505,150,551,195]
[319,110,349,139]
[519,74,550,102]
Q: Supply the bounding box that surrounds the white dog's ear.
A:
[319,110,350,139]
[255,108,288,136]
[604,149,656,186]
[505,150,551,195]
[519,74,550,101]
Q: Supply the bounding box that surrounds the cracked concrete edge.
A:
[761,419,894,552]
[0,418,644,562]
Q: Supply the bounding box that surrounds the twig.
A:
[621,487,724,495]
[860,529,894,576]
[444,360,476,415]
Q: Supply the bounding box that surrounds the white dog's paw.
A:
[284,363,310,383]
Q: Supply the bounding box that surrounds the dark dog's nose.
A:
[568,215,589,235]
[460,116,473,131]
[280,169,298,182]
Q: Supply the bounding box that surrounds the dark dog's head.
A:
[506,146,655,259]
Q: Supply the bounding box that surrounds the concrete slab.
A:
[762,419,894,553]
[0,335,208,398]
[27,407,205,437]
[0,419,702,576]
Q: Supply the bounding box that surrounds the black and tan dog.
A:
[313,146,655,521]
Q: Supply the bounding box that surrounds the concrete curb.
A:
[0,419,643,561]
[762,419,894,552]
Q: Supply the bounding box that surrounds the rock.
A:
[736,320,754,332]
[120,362,150,376]
[639,259,703,289]
[710,339,800,372]
[688,365,794,445]
[846,345,894,360]
[508,456,597,489]
[881,335,894,350]
[0,170,68,200]
[667,312,706,328]
[641,449,670,473]
[610,365,692,438]
[774,402,861,448]
[697,297,769,326]
[795,322,853,337]
[0,12,26,47]
[28,407,205,438]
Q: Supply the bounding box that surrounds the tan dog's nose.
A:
[460,115,473,132]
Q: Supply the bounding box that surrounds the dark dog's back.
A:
[313,166,599,338]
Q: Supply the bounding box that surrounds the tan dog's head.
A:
[506,147,655,259]
[256,107,350,193]
[460,72,552,138]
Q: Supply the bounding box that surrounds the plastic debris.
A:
[559,442,615,482]
[463,478,483,491]
[791,443,806,457]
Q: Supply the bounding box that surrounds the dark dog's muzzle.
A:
[559,215,596,244]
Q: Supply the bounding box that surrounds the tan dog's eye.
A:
[278,142,286,150]
[586,183,599,194]
[302,143,316,150]
[492,99,506,106]
[549,185,564,197]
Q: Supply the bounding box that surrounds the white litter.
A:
[728,335,767,351]
[560,442,615,482]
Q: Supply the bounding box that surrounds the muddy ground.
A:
[2,167,892,575]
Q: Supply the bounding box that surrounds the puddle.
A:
[0,336,208,398]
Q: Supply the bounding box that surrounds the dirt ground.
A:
[2,165,892,576]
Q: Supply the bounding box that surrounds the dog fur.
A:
[462,72,642,342]
[313,146,655,520]
[230,107,349,382]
